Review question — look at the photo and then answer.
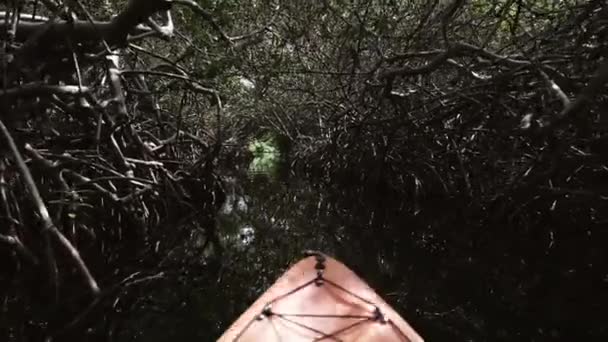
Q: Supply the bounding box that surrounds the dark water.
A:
[210,162,607,341]
[119,158,605,342]
[215,170,455,339]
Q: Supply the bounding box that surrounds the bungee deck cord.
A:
[219,251,423,342]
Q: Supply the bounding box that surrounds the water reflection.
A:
[215,149,607,341]
[213,164,510,342]
[216,154,420,295]
[218,170,338,256]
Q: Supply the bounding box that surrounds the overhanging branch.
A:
[1,0,174,47]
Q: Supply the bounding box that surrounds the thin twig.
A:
[0,119,100,295]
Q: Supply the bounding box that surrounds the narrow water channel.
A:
[213,149,478,341]
[207,144,604,341]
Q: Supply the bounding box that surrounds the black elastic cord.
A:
[232,254,409,341]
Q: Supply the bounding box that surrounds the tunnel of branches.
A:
[0,0,607,341]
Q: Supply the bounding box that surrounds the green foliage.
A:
[247,136,281,174]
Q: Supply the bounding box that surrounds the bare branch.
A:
[1,0,173,47]
[0,83,90,98]
[0,119,100,295]
[171,0,232,44]
[545,59,608,131]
